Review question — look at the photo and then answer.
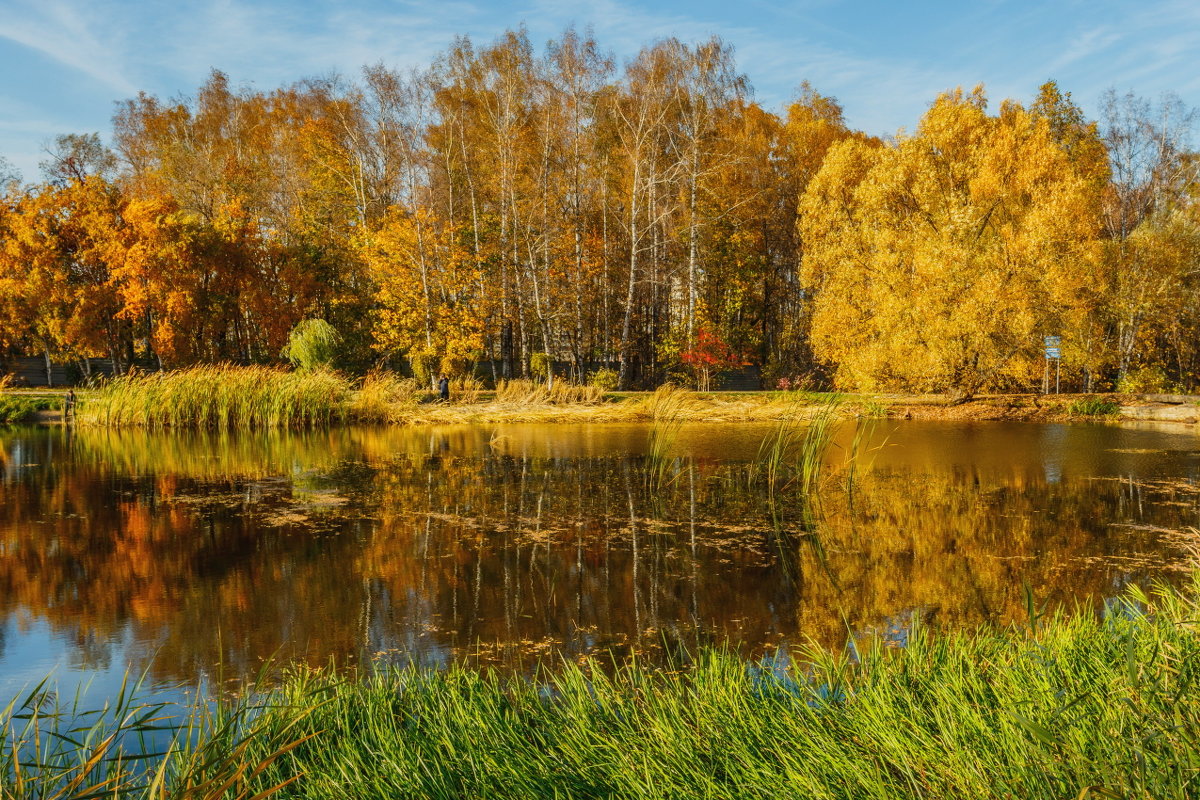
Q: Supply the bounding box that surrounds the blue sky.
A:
[1,0,1197,181]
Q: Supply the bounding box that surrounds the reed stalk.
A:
[0,670,312,799]
[645,385,690,489]
[751,394,843,494]
[495,378,604,405]
[351,370,421,422]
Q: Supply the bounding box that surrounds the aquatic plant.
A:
[751,394,843,494]
[638,384,695,420]
[495,378,603,405]
[351,370,422,422]
[0,671,311,800]
[841,416,891,498]
[644,386,691,488]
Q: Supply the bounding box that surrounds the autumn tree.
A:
[680,326,739,390]
[800,88,1103,395]
[0,156,17,188]
[8,29,1195,395]
[0,178,128,373]
[1096,90,1198,386]
[359,208,484,379]
[601,40,682,388]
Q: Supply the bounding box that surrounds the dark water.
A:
[1,420,1199,699]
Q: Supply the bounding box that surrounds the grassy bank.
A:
[9,363,1185,427]
[72,368,860,428]
[5,580,1200,799]
[76,365,352,428]
[0,395,56,424]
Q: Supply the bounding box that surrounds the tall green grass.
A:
[78,365,353,429]
[1068,395,1120,417]
[752,394,843,493]
[9,580,1196,799]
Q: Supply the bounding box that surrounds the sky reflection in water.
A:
[1,420,1198,699]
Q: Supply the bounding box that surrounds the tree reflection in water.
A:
[0,422,1197,688]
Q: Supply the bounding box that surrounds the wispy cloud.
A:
[0,0,137,93]
[522,0,952,134]
[1045,26,1122,74]
[145,0,478,88]
[0,0,1198,180]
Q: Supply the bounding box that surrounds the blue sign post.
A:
[1043,336,1062,394]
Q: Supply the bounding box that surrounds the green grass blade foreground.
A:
[8,580,1199,798]
[224,580,1200,799]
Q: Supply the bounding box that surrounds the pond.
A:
[1,420,1198,700]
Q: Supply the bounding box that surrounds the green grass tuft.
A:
[1068,396,1120,417]
[0,395,55,424]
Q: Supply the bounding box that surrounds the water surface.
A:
[1,420,1198,698]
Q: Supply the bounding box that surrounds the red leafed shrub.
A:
[680,328,740,391]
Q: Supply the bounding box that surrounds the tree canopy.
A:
[0,31,1196,393]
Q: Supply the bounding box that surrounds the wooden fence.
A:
[0,357,118,387]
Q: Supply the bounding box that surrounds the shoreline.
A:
[7,390,1198,427]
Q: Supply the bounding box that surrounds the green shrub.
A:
[1068,395,1119,417]
[1117,366,1174,394]
[409,351,438,388]
[588,367,619,392]
[281,319,341,371]
[529,352,552,380]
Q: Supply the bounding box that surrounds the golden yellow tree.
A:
[359,208,485,375]
[800,88,1103,394]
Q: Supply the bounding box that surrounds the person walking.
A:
[64,388,76,422]
[438,374,450,402]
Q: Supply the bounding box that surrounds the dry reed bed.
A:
[73,367,881,429]
[78,365,351,429]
